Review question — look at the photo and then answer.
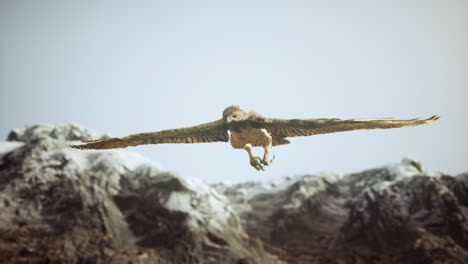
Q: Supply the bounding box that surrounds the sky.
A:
[1,0,467,183]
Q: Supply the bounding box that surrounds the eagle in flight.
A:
[71,105,440,171]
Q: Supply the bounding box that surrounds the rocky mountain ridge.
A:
[0,123,467,263]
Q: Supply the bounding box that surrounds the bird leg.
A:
[260,129,275,166]
[243,144,264,171]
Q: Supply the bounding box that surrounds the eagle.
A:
[71,105,440,171]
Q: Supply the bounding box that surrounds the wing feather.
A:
[71,119,228,150]
[247,115,440,138]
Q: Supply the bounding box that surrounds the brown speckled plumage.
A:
[71,105,440,170]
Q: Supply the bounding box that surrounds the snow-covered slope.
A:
[216,159,468,263]
[0,124,280,264]
[1,123,467,264]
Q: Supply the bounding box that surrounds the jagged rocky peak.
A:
[218,158,468,263]
[1,123,467,264]
[7,123,109,142]
[342,174,465,248]
[0,123,281,264]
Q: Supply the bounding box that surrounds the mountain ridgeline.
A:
[0,124,467,263]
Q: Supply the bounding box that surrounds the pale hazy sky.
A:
[1,0,467,183]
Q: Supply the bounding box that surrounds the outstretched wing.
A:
[247,115,440,138]
[71,119,229,150]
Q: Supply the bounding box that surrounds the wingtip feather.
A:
[427,115,440,122]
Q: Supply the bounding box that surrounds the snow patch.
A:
[385,158,423,179]
[64,148,161,172]
[0,141,23,160]
[165,192,192,212]
[222,173,340,196]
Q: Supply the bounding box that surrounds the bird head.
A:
[223,105,245,123]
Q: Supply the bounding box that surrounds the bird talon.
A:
[250,157,264,171]
[261,155,275,166]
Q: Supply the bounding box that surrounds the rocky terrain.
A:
[0,123,467,264]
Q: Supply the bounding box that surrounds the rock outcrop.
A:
[1,123,467,263]
[0,124,279,264]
